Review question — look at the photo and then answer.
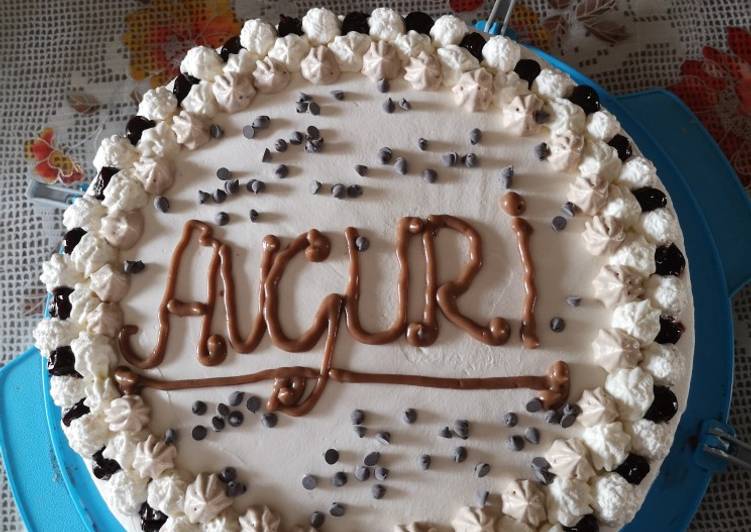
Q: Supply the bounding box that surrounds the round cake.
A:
[34,7,694,532]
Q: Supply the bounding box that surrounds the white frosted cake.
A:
[34,7,694,532]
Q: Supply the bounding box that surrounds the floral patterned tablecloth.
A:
[1,1,749,530]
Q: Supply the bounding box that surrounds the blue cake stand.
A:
[2,39,751,531]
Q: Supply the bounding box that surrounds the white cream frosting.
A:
[618,156,657,189]
[180,46,223,82]
[611,299,661,345]
[577,387,619,428]
[646,274,686,316]
[501,93,542,136]
[267,34,311,72]
[393,31,434,62]
[93,135,139,171]
[368,8,405,43]
[451,506,499,532]
[300,45,341,85]
[638,208,680,245]
[105,394,151,433]
[626,418,674,460]
[108,470,149,514]
[205,509,241,532]
[132,156,175,195]
[132,434,177,479]
[102,429,145,470]
[69,283,100,328]
[63,412,111,456]
[63,194,106,232]
[593,264,644,307]
[34,317,77,354]
[90,263,129,303]
[138,121,180,160]
[582,215,625,255]
[601,184,641,228]
[493,70,527,108]
[608,233,657,277]
[71,332,117,379]
[430,14,468,47]
[586,110,621,141]
[362,40,402,81]
[213,71,256,113]
[547,129,584,172]
[546,477,593,527]
[238,505,280,532]
[452,68,494,112]
[172,111,210,150]
[544,438,595,481]
[578,139,622,182]
[567,175,609,216]
[328,31,372,72]
[437,45,480,87]
[69,232,116,277]
[500,479,547,527]
[184,473,233,524]
[181,81,219,118]
[394,523,440,532]
[582,421,631,471]
[148,469,190,517]
[138,86,178,122]
[162,516,200,532]
[642,342,685,385]
[301,7,340,46]
[532,68,574,99]
[49,374,86,408]
[239,19,276,57]
[83,377,119,413]
[101,169,149,212]
[100,209,145,251]
[592,327,642,372]
[592,473,639,526]
[225,49,258,76]
[482,35,520,73]
[40,254,83,292]
[404,51,442,90]
[546,97,585,134]
[604,367,655,421]
[252,57,290,93]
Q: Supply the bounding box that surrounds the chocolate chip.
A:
[216,167,232,180]
[228,411,244,427]
[48,287,73,320]
[405,11,434,33]
[525,427,540,444]
[324,448,340,465]
[452,446,467,463]
[47,346,77,376]
[532,467,555,485]
[464,152,478,168]
[376,431,391,445]
[262,412,278,428]
[503,412,518,427]
[534,142,550,161]
[355,465,370,481]
[296,101,309,113]
[310,511,325,528]
[402,408,417,424]
[474,463,490,478]
[306,125,320,139]
[615,453,650,485]
[353,425,367,438]
[562,201,577,217]
[305,138,324,153]
[262,148,272,162]
[274,164,289,178]
[253,115,270,129]
[192,400,207,415]
[289,131,304,144]
[383,97,395,113]
[566,295,582,307]
[476,490,489,507]
[225,480,247,497]
[417,137,428,150]
[364,451,381,466]
[332,471,348,487]
[399,98,411,111]
[192,425,207,441]
[91,449,121,481]
[298,92,312,102]
[125,115,156,145]
[454,419,470,439]
[569,85,601,115]
[442,152,458,167]
[219,466,237,483]
[331,90,345,100]
[245,395,261,413]
[309,180,322,194]
[214,211,229,226]
[213,189,227,203]
[632,186,667,212]
[532,457,551,470]
[211,416,225,432]
[469,128,482,145]
[224,179,240,195]
[608,133,633,161]
[418,454,431,470]
[550,317,566,332]
[459,32,486,61]
[242,125,255,139]
[347,184,363,198]
[371,484,386,499]
[274,138,288,152]
[545,409,563,424]
[351,409,366,425]
[249,209,259,223]
[62,227,87,254]
[565,514,599,532]
[378,146,393,164]
[329,502,346,517]
[422,168,438,183]
[309,102,321,115]
[164,428,177,445]
[355,235,370,251]
[526,397,543,412]
[439,426,453,438]
[394,157,408,175]
[513,59,541,88]
[123,260,145,274]
[377,78,390,93]
[302,474,318,490]
[198,190,211,204]
[507,435,525,451]
[341,11,369,34]
[501,165,514,189]
[552,215,567,231]
[355,164,368,176]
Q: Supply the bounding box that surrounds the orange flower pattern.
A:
[24,128,84,185]
[123,0,241,88]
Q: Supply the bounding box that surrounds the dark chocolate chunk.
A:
[459,32,486,61]
[219,466,237,483]
[90,167,119,201]
[632,186,667,212]
[324,448,340,465]
[48,286,74,320]
[477,490,490,507]
[454,419,470,439]
[172,73,199,104]
[125,116,156,145]
[219,35,242,61]
[534,142,551,161]
[92,447,121,480]
[341,11,369,34]
[277,14,303,37]
[123,260,145,274]
[418,454,431,470]
[608,133,633,161]
[154,196,170,213]
[48,346,79,377]
[245,395,261,413]
[514,59,542,88]
[615,453,650,485]
[191,425,207,441]
[655,316,685,344]
[645,385,678,423]
[405,11,434,34]
[655,243,685,276]
[192,400,207,415]
[562,514,600,532]
[533,109,550,124]
[139,501,167,532]
[569,85,601,115]
[63,227,87,254]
